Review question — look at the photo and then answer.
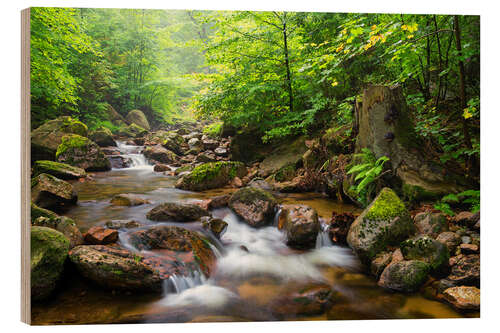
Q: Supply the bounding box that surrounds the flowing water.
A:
[31,143,476,324]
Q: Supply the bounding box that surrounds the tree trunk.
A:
[282,13,293,113]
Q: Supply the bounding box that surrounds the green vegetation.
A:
[55,135,90,158]
[203,122,223,138]
[365,188,407,221]
[434,189,480,216]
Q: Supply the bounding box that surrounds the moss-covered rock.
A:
[69,245,162,292]
[31,173,78,211]
[30,202,58,222]
[347,188,415,264]
[31,226,70,301]
[56,134,111,171]
[143,144,178,164]
[258,136,307,178]
[162,132,186,155]
[125,109,150,130]
[400,236,449,276]
[274,164,297,182]
[89,127,116,147]
[32,216,84,249]
[117,123,148,138]
[377,260,430,293]
[229,187,277,227]
[174,164,194,175]
[31,116,88,162]
[32,160,87,180]
[176,161,247,191]
[146,202,209,222]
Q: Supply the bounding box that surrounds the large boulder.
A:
[104,104,126,126]
[146,202,209,222]
[32,160,86,180]
[89,127,116,147]
[32,216,84,249]
[125,109,150,130]
[31,116,88,162]
[117,123,148,138]
[355,85,466,201]
[400,236,449,275]
[347,188,415,264]
[176,161,247,191]
[278,204,320,249]
[31,226,70,301]
[31,173,77,210]
[69,245,162,292]
[55,134,111,171]
[258,136,307,178]
[162,132,186,155]
[143,145,178,164]
[377,260,430,293]
[128,225,217,276]
[443,286,480,311]
[229,187,277,227]
[413,212,448,237]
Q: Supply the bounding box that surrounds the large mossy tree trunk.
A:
[354,85,465,201]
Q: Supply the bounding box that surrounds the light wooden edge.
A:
[21,7,31,325]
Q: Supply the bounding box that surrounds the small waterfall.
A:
[115,140,150,169]
[273,207,282,227]
[165,269,207,294]
[315,221,333,248]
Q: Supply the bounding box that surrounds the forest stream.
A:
[31,141,476,324]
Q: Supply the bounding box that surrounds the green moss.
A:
[61,116,88,137]
[274,164,297,182]
[188,161,243,184]
[203,122,223,138]
[365,188,407,221]
[230,186,276,205]
[400,236,450,273]
[55,134,91,158]
[33,160,86,179]
[387,260,430,292]
[402,183,441,202]
[31,202,58,222]
[174,164,194,175]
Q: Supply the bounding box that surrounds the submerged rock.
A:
[443,286,480,310]
[146,202,209,222]
[229,187,277,227]
[378,260,430,293]
[370,252,392,278]
[33,216,84,249]
[31,116,88,162]
[278,204,320,249]
[69,245,162,292]
[31,226,70,301]
[31,173,77,211]
[110,193,150,207]
[347,188,415,264]
[32,160,87,180]
[56,134,111,171]
[84,226,119,245]
[176,161,247,191]
[127,225,216,276]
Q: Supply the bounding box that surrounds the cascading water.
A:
[315,221,334,248]
[115,140,151,169]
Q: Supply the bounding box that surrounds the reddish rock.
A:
[153,163,170,172]
[110,193,150,206]
[229,187,277,227]
[278,204,320,249]
[443,286,480,310]
[328,212,355,245]
[436,231,461,253]
[231,176,243,188]
[460,243,479,254]
[84,226,119,245]
[453,211,480,227]
[447,254,480,286]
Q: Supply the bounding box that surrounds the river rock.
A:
[176,161,247,191]
[446,254,480,286]
[413,211,448,237]
[214,147,228,157]
[69,245,162,292]
[206,194,231,210]
[89,127,116,147]
[146,202,209,222]
[127,225,216,276]
[32,160,87,180]
[108,155,132,169]
[195,151,217,163]
[229,187,277,227]
[162,133,186,155]
[143,144,178,164]
[378,260,430,293]
[453,211,480,228]
[84,226,119,245]
[443,286,480,311]
[125,109,150,130]
[329,212,356,245]
[278,204,320,249]
[188,137,202,149]
[31,226,70,301]
[153,163,170,172]
[31,116,88,162]
[436,231,461,253]
[33,216,84,249]
[31,173,78,210]
[460,243,479,254]
[247,178,273,191]
[104,220,142,230]
[258,136,307,178]
[117,124,148,138]
[370,252,393,278]
[30,202,58,221]
[55,134,111,171]
[347,188,415,264]
[201,216,228,238]
[400,236,449,275]
[110,193,150,206]
[202,139,219,151]
[269,283,335,318]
